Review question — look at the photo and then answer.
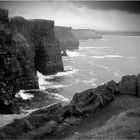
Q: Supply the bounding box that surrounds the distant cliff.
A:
[10,17,64,75]
[72,29,102,40]
[0,8,64,114]
[54,26,79,51]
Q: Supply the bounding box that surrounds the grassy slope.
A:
[43,95,140,139]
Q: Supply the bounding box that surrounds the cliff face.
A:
[0,8,64,114]
[54,26,79,51]
[72,29,102,40]
[10,17,64,75]
[0,9,38,114]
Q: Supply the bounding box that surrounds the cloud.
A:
[1,1,140,31]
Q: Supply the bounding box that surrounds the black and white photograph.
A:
[0,0,140,139]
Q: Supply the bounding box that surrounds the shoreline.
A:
[0,73,140,139]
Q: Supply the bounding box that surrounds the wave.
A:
[92,55,123,59]
[15,90,34,100]
[37,71,53,90]
[79,46,109,50]
[55,69,79,77]
[104,55,123,58]
[66,50,79,57]
[37,68,78,90]
[50,93,69,102]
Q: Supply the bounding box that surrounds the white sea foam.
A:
[79,46,108,50]
[104,55,123,58]
[37,69,77,90]
[92,55,123,59]
[50,93,69,102]
[56,69,78,77]
[15,90,34,100]
[66,50,79,57]
[92,56,105,59]
[37,71,53,90]
[47,84,72,89]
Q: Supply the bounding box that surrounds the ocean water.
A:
[17,35,140,105]
[37,35,140,101]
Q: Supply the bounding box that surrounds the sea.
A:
[17,35,140,109]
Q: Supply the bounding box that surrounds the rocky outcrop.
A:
[61,50,68,56]
[137,74,140,97]
[0,9,38,114]
[54,26,79,51]
[119,75,137,95]
[72,29,102,40]
[10,17,64,75]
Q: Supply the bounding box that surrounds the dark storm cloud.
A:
[75,1,140,13]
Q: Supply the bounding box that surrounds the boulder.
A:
[70,85,114,113]
[137,74,140,97]
[61,50,68,56]
[119,75,137,95]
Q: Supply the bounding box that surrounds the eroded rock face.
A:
[119,75,137,95]
[137,74,140,97]
[0,9,38,114]
[10,17,64,75]
[70,84,114,113]
[54,26,79,51]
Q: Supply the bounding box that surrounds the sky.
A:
[0,1,140,31]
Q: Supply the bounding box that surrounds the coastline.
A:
[0,73,140,139]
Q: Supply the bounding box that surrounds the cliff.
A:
[0,8,64,114]
[10,17,64,75]
[54,26,79,51]
[0,9,38,114]
[72,29,102,40]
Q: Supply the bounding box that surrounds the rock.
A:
[119,75,137,95]
[64,117,82,125]
[54,26,79,51]
[61,50,68,56]
[71,85,114,113]
[72,29,102,40]
[107,80,119,95]
[137,74,140,97]
[0,8,9,25]
[60,105,82,119]
[10,17,64,75]
[30,103,62,116]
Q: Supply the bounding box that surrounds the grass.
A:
[80,107,140,139]
[44,94,140,139]
[0,95,140,139]
[71,95,140,139]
